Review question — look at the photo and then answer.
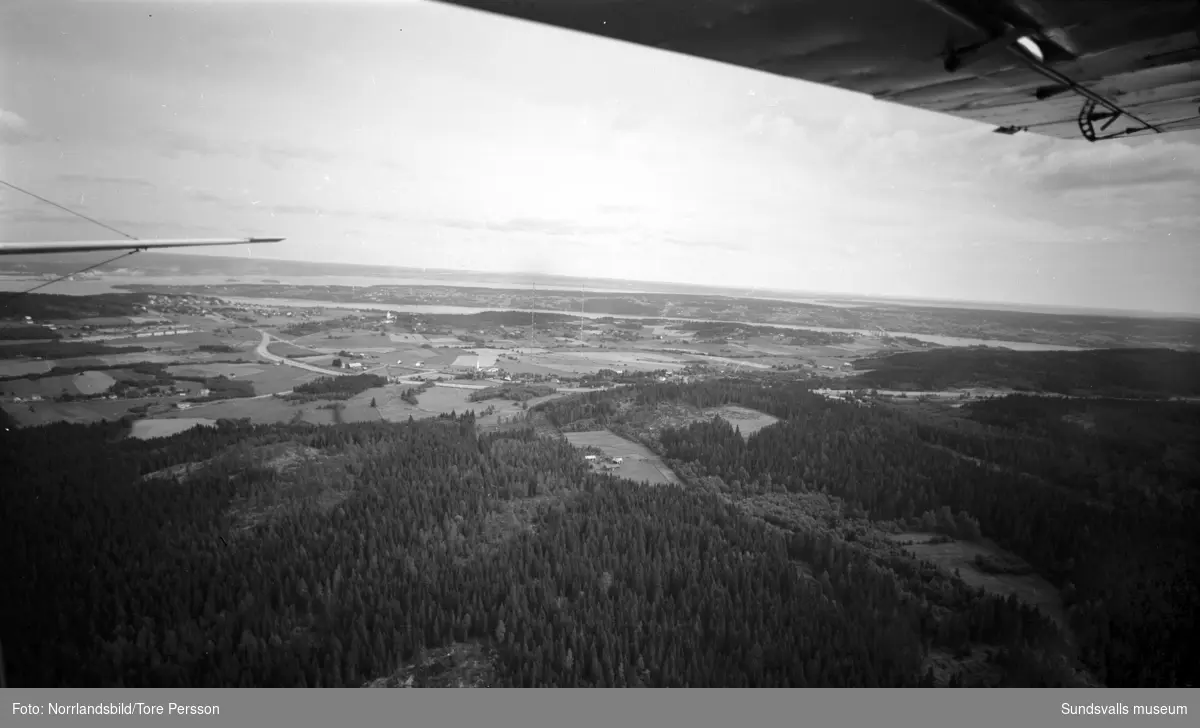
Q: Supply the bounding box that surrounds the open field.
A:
[2,398,150,426]
[362,384,482,422]
[129,418,217,440]
[371,389,430,422]
[167,363,265,379]
[390,347,441,365]
[291,331,398,351]
[474,392,568,429]
[888,532,1065,627]
[115,331,231,348]
[388,333,428,344]
[413,385,476,415]
[60,352,181,367]
[1,375,90,398]
[416,348,466,368]
[562,429,681,485]
[706,405,780,438]
[266,341,317,358]
[522,350,689,374]
[452,352,499,368]
[239,366,319,393]
[339,389,391,423]
[73,370,117,395]
[0,360,54,377]
[156,396,299,424]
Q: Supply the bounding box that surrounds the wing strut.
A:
[3,249,142,301]
[923,0,1163,141]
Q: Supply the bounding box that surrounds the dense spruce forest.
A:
[849,347,1200,397]
[536,380,1199,688]
[2,377,1195,688]
[0,291,152,320]
[292,374,387,398]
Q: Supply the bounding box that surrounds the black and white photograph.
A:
[1,0,1198,702]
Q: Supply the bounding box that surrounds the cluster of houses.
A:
[584,454,625,471]
[138,294,220,316]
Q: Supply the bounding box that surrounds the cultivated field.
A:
[167,363,265,379]
[888,532,1065,626]
[388,333,428,344]
[562,429,681,485]
[413,385,476,415]
[156,396,299,424]
[292,331,398,350]
[0,360,54,377]
[73,370,117,395]
[240,366,319,394]
[2,398,148,426]
[524,350,689,375]
[1,375,82,398]
[266,341,316,358]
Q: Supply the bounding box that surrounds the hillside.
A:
[848,347,1200,398]
[3,378,1196,688]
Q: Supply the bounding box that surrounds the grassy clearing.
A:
[129,418,218,440]
[474,392,567,430]
[562,429,681,485]
[705,405,780,439]
[888,531,1065,627]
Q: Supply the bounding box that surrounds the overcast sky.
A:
[2,0,1198,314]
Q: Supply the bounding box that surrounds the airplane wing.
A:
[0,237,284,256]
[434,0,1200,141]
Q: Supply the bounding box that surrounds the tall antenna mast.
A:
[579,286,585,342]
[531,281,536,328]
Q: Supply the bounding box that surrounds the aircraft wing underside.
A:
[434,0,1200,141]
[0,238,283,256]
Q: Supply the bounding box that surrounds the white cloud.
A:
[0,108,33,143]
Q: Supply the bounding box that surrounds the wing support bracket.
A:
[1076,98,1150,142]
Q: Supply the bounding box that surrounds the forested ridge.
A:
[537,380,1199,687]
[2,376,1195,688]
[849,347,1200,397]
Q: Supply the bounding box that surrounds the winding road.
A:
[254,330,349,376]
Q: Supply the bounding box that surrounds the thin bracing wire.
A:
[0,178,143,301]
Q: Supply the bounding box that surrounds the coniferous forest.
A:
[2,377,1196,688]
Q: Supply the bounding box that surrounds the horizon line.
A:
[5,248,1198,321]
